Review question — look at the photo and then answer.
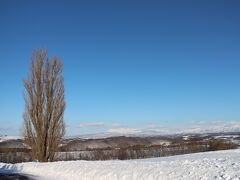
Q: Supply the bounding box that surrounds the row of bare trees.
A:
[56,139,238,161]
[0,138,238,163]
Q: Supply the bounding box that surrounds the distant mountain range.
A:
[67,122,240,139]
[1,122,239,140]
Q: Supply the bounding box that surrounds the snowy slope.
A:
[0,149,240,180]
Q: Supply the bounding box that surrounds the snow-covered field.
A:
[0,149,240,180]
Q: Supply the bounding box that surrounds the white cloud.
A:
[107,127,141,135]
[78,122,105,128]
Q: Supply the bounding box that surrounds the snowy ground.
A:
[0,149,240,180]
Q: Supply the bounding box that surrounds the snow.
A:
[214,135,240,139]
[0,135,21,142]
[0,149,240,180]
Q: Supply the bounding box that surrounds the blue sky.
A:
[0,0,240,136]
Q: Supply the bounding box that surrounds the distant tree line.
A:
[0,138,238,163]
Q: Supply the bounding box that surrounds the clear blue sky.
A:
[0,0,240,136]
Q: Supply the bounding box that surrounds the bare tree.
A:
[23,49,65,162]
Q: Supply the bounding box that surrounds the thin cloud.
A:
[78,122,105,128]
[111,123,122,128]
[107,127,141,134]
[0,127,15,131]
